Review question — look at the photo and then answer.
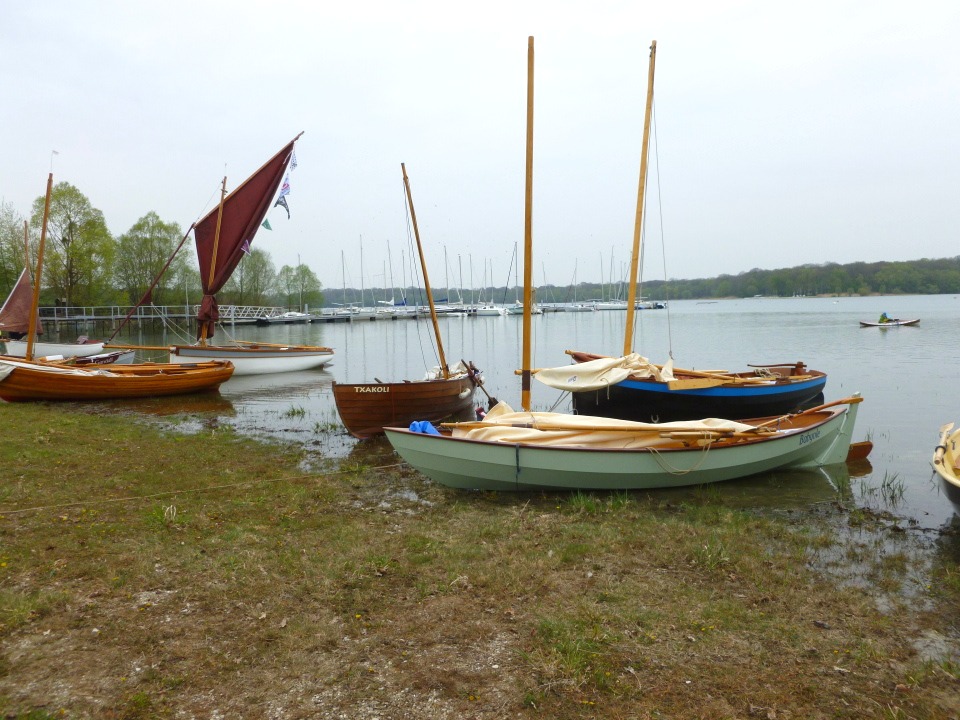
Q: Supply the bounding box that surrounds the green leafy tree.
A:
[276,263,323,310]
[30,183,114,307]
[0,200,29,294]
[223,247,276,305]
[114,212,188,305]
[276,265,296,308]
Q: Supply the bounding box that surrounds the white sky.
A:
[3,0,959,293]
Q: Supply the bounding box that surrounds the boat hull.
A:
[333,375,477,439]
[932,426,960,512]
[859,319,920,327]
[571,375,827,423]
[169,344,334,376]
[385,401,859,491]
[0,359,234,402]
[3,339,106,359]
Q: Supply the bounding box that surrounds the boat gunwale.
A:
[384,405,847,455]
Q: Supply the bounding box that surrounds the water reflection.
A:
[104,392,235,417]
[220,368,335,401]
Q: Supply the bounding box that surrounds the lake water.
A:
[101,293,960,528]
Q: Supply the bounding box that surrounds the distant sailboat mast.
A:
[25,173,53,362]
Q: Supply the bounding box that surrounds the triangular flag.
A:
[261,219,272,231]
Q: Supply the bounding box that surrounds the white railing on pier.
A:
[37,305,285,322]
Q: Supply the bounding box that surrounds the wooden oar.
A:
[441,418,769,435]
[750,395,864,431]
[232,340,330,349]
[103,342,171,351]
[462,358,498,407]
[933,422,954,466]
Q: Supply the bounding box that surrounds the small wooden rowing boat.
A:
[0,358,234,402]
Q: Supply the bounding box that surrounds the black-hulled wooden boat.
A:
[564,351,827,423]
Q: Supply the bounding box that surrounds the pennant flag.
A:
[275,195,290,219]
[278,176,291,198]
[290,150,298,170]
[241,239,251,255]
[261,218,272,231]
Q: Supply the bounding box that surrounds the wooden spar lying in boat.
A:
[0,358,234,402]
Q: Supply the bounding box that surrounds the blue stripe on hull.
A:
[572,377,827,423]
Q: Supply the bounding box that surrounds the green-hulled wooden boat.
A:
[384,396,861,491]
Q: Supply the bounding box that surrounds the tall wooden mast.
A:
[25,173,53,361]
[200,176,229,344]
[401,163,450,378]
[623,40,657,355]
[521,35,535,411]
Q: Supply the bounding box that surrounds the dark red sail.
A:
[0,269,42,337]
[194,134,301,338]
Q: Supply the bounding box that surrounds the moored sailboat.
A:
[332,164,481,439]
[555,41,827,421]
[107,134,334,376]
[0,225,106,359]
[0,172,234,401]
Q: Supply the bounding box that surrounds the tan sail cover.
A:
[449,401,759,448]
[534,353,673,392]
[423,360,470,381]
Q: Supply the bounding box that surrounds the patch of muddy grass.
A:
[0,402,958,718]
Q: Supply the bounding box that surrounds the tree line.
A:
[3,183,958,309]
[0,183,324,311]
[344,256,960,307]
[634,257,960,300]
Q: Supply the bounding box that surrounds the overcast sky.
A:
[3,1,958,295]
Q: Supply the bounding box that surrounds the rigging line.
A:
[648,442,712,475]
[400,177,437,371]
[651,101,674,358]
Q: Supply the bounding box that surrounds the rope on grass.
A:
[0,462,407,517]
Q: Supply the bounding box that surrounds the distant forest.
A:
[326,257,960,307]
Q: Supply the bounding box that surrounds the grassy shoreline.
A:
[1,402,958,719]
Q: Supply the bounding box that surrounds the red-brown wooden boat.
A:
[0,358,234,402]
[333,371,477,439]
